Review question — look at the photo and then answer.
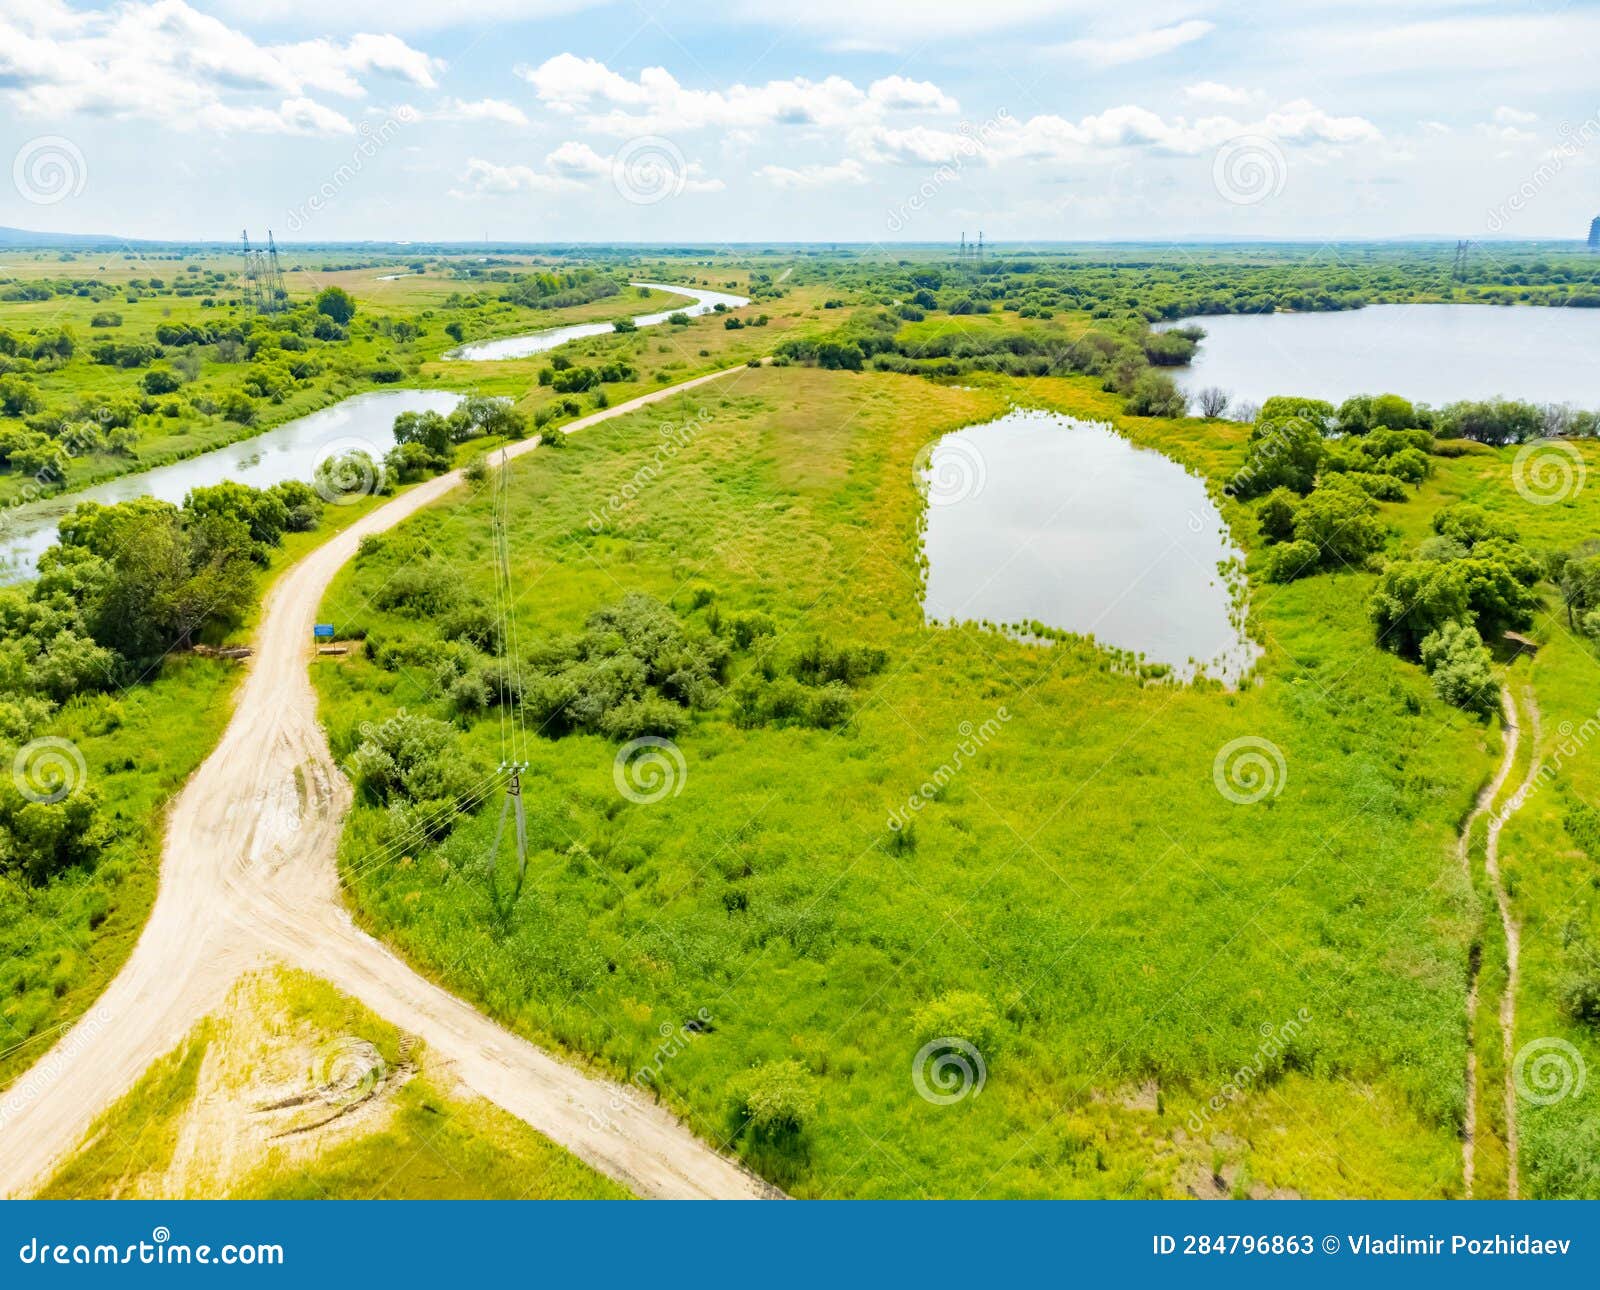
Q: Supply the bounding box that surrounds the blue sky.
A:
[3,0,1598,244]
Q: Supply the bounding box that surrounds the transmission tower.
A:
[1452,240,1472,283]
[240,229,262,315]
[263,230,287,312]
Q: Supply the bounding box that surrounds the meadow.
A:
[3,243,1597,1197]
[311,357,1600,1197]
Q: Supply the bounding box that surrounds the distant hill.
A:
[0,225,143,249]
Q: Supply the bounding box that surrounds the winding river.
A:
[0,390,460,583]
[0,278,751,582]
[446,281,750,361]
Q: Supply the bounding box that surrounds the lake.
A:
[0,389,460,583]
[1170,303,1600,413]
[447,281,750,361]
[919,410,1258,683]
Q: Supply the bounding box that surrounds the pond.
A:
[919,410,1258,683]
[447,281,751,361]
[0,389,460,583]
[1170,303,1600,413]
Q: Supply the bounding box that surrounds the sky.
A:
[2,0,1599,245]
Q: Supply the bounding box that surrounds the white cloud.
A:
[1184,82,1259,107]
[959,99,1381,164]
[450,156,582,197]
[0,0,441,135]
[1493,105,1537,126]
[756,158,867,189]
[867,76,958,114]
[1057,20,1214,66]
[517,54,956,136]
[433,97,530,126]
[453,142,724,198]
[545,139,609,177]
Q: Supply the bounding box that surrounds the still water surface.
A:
[920,410,1258,682]
[0,389,459,582]
[1170,303,1600,411]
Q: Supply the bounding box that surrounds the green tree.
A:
[1419,619,1497,716]
[1229,416,1324,498]
[1291,480,1386,567]
[315,285,357,325]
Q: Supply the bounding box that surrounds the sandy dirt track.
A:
[0,365,773,1200]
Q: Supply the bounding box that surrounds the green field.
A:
[311,357,1600,1197]
[4,243,1598,1199]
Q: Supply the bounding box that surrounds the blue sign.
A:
[312,624,335,639]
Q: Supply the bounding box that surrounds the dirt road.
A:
[1483,686,1540,1199]
[1460,683,1541,1199]
[0,365,771,1200]
[1458,690,1520,1198]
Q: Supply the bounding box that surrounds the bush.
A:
[1124,371,1186,417]
[142,367,181,395]
[1264,539,1320,583]
[912,990,1003,1056]
[347,710,478,814]
[1419,619,1497,715]
[1256,488,1299,543]
[731,1061,818,1139]
[316,286,357,325]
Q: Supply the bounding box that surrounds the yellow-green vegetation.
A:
[0,656,232,1088]
[0,250,806,1098]
[0,248,796,503]
[312,361,1588,1198]
[39,969,629,1200]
